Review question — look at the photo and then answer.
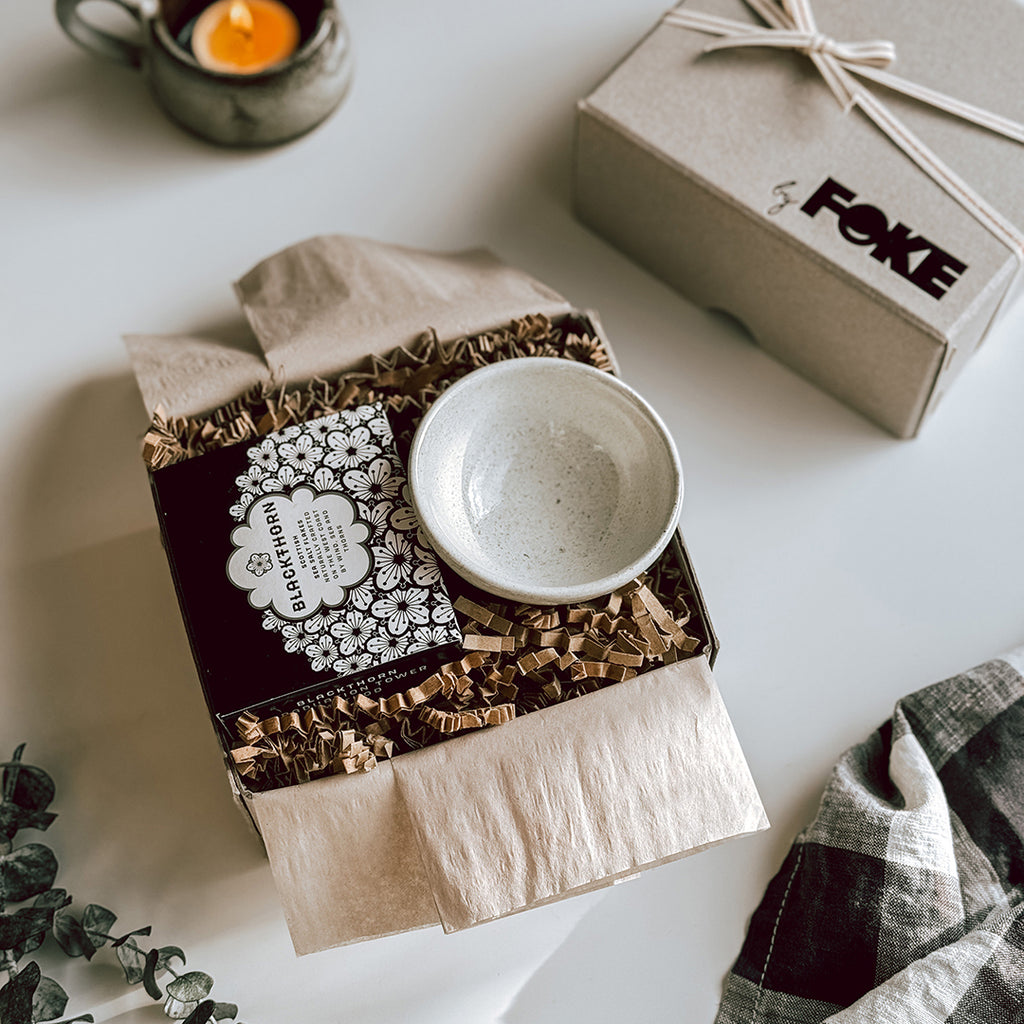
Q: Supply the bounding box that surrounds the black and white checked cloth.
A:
[715,649,1024,1024]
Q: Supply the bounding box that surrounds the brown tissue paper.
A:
[127,234,768,953]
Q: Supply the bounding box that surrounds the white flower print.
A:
[367,632,410,659]
[247,438,279,473]
[431,598,457,625]
[279,433,324,472]
[304,636,338,672]
[260,463,300,493]
[344,457,401,505]
[281,622,306,653]
[246,552,273,577]
[366,412,393,439]
[229,491,256,521]
[371,587,430,635]
[332,651,375,674]
[232,405,462,676]
[325,426,380,470]
[364,501,393,537]
[412,544,444,587]
[408,624,458,652]
[329,610,375,655]
[346,578,377,611]
[306,413,341,441]
[389,504,419,533]
[312,466,337,492]
[340,403,380,428]
[235,465,265,494]
[374,530,416,590]
[303,611,335,634]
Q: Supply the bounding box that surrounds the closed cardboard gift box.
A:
[574,0,1024,437]
[127,235,768,955]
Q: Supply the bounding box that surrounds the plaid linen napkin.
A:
[715,649,1024,1024]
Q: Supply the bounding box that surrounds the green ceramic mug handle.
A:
[55,0,146,69]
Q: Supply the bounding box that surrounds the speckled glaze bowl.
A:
[55,0,352,147]
[409,357,683,606]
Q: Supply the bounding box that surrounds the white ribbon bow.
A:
[663,0,1024,258]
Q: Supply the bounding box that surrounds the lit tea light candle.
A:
[191,0,300,75]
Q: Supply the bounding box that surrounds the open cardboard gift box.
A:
[127,235,768,955]
[574,0,1024,438]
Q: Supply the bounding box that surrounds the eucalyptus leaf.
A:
[0,959,39,1024]
[115,941,147,985]
[142,948,162,1000]
[30,975,68,1022]
[52,910,95,960]
[156,946,186,971]
[0,806,56,842]
[111,925,151,949]
[0,846,58,903]
[162,995,196,1020]
[80,906,115,950]
[0,913,40,950]
[181,1001,216,1024]
[32,890,70,911]
[15,897,62,957]
[166,973,213,1002]
[0,748,243,1023]
[0,907,51,957]
[12,927,45,962]
[1,755,55,813]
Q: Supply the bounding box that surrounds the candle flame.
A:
[228,0,254,36]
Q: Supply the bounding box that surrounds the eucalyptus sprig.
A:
[0,745,244,1024]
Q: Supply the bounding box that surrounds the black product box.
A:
[151,401,463,743]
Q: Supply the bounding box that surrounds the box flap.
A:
[234,234,574,385]
[248,655,767,950]
[392,655,767,933]
[248,761,440,953]
[123,332,272,420]
[124,235,573,420]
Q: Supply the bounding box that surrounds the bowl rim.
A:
[407,357,684,606]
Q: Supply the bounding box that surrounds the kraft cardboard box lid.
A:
[126,235,767,953]
[579,0,1024,343]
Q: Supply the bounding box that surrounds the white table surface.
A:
[3,1,1023,1021]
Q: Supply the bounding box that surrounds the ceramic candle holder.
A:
[55,0,353,146]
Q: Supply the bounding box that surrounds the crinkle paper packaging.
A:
[574,0,1024,438]
[126,235,768,954]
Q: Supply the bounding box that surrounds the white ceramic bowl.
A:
[408,357,683,605]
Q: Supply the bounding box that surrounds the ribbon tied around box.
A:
[663,0,1024,264]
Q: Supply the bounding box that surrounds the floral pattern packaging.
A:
[150,402,463,741]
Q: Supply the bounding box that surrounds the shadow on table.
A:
[6,371,266,917]
[498,838,774,1024]
[1,48,252,191]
